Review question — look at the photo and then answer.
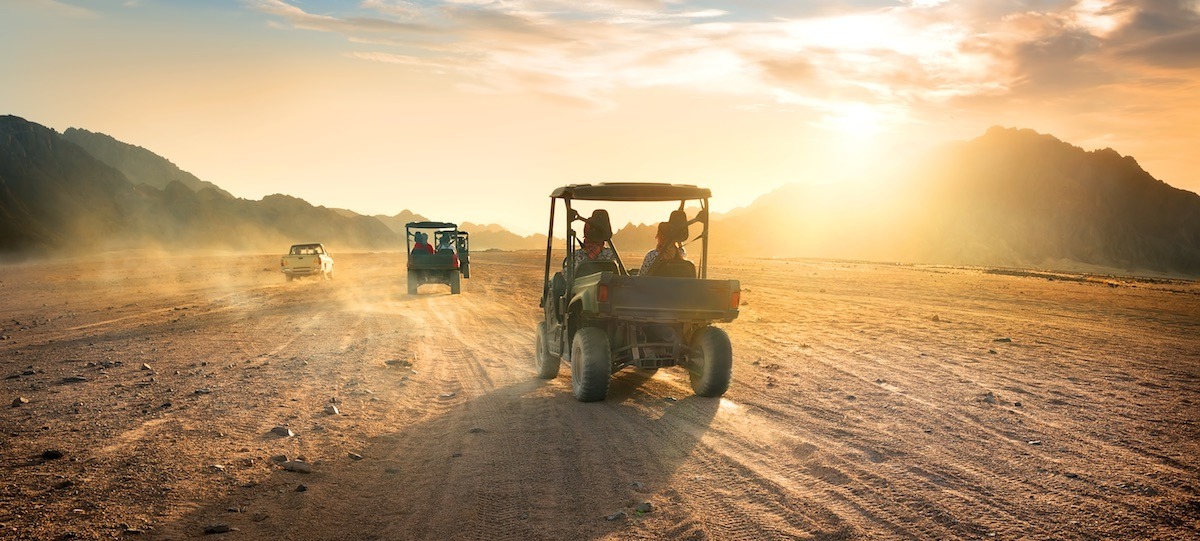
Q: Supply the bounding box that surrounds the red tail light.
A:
[598,285,609,303]
[731,291,741,310]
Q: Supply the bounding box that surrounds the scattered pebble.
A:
[62,376,87,383]
[41,449,64,460]
[296,484,308,492]
[1028,440,1043,446]
[203,524,231,535]
[324,405,340,415]
[630,481,645,489]
[210,464,226,472]
[846,395,857,401]
[988,349,997,354]
[281,461,312,473]
[141,363,152,371]
[1064,472,1079,478]
[994,337,1012,343]
[385,359,412,368]
[662,397,677,403]
[931,314,940,322]
[468,427,486,434]
[348,452,363,461]
[194,388,212,395]
[605,511,627,521]
[451,453,462,458]
[271,426,294,437]
[12,397,28,407]
[635,502,653,515]
[982,392,997,404]
[438,392,456,399]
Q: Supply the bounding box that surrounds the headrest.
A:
[666,210,689,243]
[583,209,612,242]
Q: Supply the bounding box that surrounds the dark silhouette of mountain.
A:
[0,115,399,254]
[61,128,233,198]
[713,127,1200,275]
[0,116,143,252]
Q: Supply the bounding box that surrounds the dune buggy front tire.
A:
[688,326,732,398]
[535,322,558,379]
[571,327,611,402]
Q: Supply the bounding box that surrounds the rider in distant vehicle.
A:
[572,212,616,270]
[436,232,455,252]
[640,221,688,275]
[412,232,435,255]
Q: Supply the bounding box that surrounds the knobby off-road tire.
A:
[407,272,418,295]
[450,272,461,295]
[688,326,733,398]
[535,321,559,379]
[571,327,611,402]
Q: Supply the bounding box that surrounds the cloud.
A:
[22,0,98,18]
[249,0,1200,120]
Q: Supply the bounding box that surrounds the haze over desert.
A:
[3,1,1200,540]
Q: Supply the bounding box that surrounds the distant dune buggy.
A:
[406,221,470,295]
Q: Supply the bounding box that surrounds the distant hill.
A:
[711,127,1200,275]
[374,210,431,235]
[4,115,1197,274]
[61,128,233,198]
[460,222,548,251]
[0,115,399,254]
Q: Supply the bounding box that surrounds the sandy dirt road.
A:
[1,251,1198,540]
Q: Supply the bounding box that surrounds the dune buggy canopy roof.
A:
[550,183,710,202]
[405,221,458,229]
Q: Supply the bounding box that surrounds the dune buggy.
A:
[406,221,470,295]
[534,183,740,402]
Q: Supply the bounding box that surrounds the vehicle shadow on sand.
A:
[166,374,720,540]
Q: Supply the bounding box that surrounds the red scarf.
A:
[583,241,605,259]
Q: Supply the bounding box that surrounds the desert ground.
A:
[1,251,1198,540]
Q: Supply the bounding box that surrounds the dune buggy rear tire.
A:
[286,274,294,282]
[571,327,611,402]
[535,322,558,379]
[407,272,418,295]
[688,326,732,398]
[450,272,461,295]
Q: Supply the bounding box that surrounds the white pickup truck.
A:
[280,243,334,281]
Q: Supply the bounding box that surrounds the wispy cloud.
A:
[249,0,1200,122]
[23,0,98,18]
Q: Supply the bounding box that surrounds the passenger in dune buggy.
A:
[406,222,470,295]
[534,183,740,402]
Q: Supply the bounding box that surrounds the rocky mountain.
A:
[0,115,399,254]
[711,127,1200,275]
[3,115,1197,274]
[374,210,431,235]
[61,128,233,198]
[459,222,549,251]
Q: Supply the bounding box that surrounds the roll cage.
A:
[540,183,713,307]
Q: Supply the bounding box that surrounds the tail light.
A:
[731,291,741,310]
[597,285,609,303]
[280,259,284,267]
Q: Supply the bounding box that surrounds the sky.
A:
[2,0,1199,235]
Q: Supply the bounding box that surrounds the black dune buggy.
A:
[406,221,470,295]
